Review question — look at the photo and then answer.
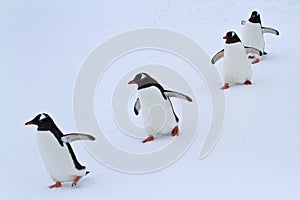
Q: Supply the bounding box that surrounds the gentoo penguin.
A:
[211,31,262,90]
[241,11,279,63]
[25,113,95,189]
[128,73,192,143]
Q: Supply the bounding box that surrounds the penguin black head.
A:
[128,72,159,89]
[25,113,55,131]
[223,31,241,44]
[249,11,261,24]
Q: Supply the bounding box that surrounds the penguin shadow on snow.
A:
[25,113,96,189]
[128,72,193,143]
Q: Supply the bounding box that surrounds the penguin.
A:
[128,73,192,143]
[25,113,95,189]
[211,31,263,90]
[241,11,279,63]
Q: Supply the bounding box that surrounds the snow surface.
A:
[2,0,300,199]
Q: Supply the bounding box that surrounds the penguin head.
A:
[223,31,241,44]
[128,72,158,88]
[249,11,261,24]
[25,113,55,131]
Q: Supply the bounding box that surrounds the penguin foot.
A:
[49,181,62,189]
[252,58,260,64]
[248,55,255,59]
[143,135,154,143]
[72,176,82,187]
[171,126,179,136]
[244,80,252,85]
[221,83,229,90]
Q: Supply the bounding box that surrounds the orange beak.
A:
[25,121,34,125]
[128,80,136,85]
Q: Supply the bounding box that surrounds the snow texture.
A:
[1,0,300,199]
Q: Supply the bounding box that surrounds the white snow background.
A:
[1,0,300,199]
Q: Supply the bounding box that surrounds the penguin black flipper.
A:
[65,143,86,170]
[61,133,96,143]
[211,49,224,64]
[166,97,179,123]
[164,90,193,102]
[173,110,179,123]
[134,98,141,115]
[245,46,263,56]
[262,27,279,35]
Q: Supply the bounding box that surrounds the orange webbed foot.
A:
[252,58,260,64]
[221,83,229,90]
[72,176,82,187]
[244,80,252,85]
[171,126,179,136]
[49,181,62,189]
[143,135,154,143]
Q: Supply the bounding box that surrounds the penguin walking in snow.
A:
[212,31,262,90]
[128,73,192,143]
[25,113,95,189]
[241,11,279,63]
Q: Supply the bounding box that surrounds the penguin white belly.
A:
[138,87,177,135]
[242,22,264,55]
[36,132,86,182]
[223,43,252,84]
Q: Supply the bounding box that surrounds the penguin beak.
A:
[223,36,228,40]
[25,121,34,125]
[128,80,136,85]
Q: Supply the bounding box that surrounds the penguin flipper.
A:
[164,90,193,102]
[245,46,263,56]
[211,49,224,64]
[61,133,96,143]
[134,98,141,115]
[262,27,279,35]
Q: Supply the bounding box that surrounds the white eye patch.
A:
[140,73,146,80]
[39,113,47,121]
